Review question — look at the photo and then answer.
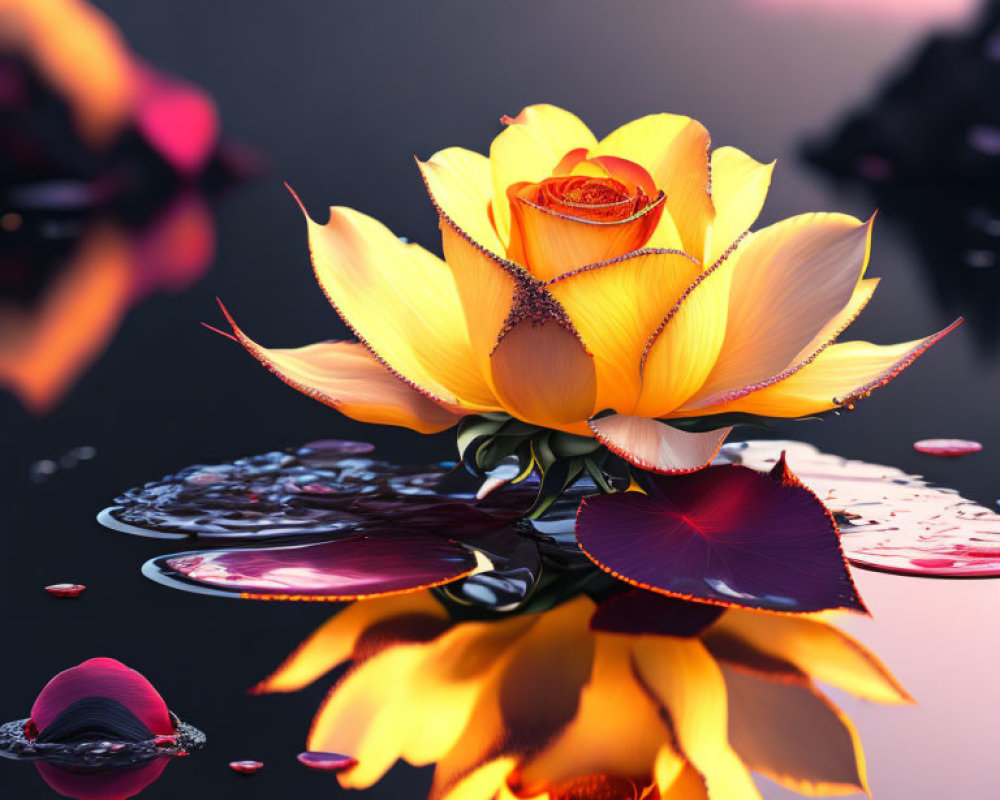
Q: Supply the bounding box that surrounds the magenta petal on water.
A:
[297,751,357,771]
[729,440,1000,577]
[590,589,724,637]
[576,465,865,614]
[31,658,173,736]
[145,532,481,601]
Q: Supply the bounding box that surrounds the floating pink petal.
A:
[44,583,86,598]
[31,658,173,736]
[913,438,983,457]
[297,751,357,771]
[229,760,264,775]
[576,463,865,614]
[730,440,1000,577]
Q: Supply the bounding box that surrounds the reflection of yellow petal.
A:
[633,637,761,800]
[419,148,505,258]
[517,635,673,793]
[220,310,462,434]
[252,593,448,694]
[723,665,869,796]
[303,201,496,408]
[706,609,912,705]
[707,147,774,264]
[690,322,959,419]
[633,236,743,417]
[592,114,714,260]
[490,105,597,245]
[685,214,873,407]
[546,249,700,412]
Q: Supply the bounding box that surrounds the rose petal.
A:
[576,464,866,613]
[706,146,774,264]
[31,658,172,736]
[146,533,483,601]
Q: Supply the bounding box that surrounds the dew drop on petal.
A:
[44,584,86,598]
[229,760,264,775]
[913,438,983,457]
[297,752,356,771]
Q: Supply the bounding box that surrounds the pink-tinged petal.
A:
[687,320,961,419]
[490,315,597,429]
[733,439,1000,579]
[686,213,874,407]
[31,658,172,736]
[132,64,219,177]
[36,759,169,800]
[546,249,701,412]
[590,590,724,637]
[218,305,462,434]
[722,665,869,796]
[149,533,482,601]
[505,188,666,281]
[576,464,866,614]
[588,416,730,474]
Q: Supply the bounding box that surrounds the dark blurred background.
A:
[2,1,999,797]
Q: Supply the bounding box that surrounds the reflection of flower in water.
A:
[256,591,910,800]
[0,193,215,413]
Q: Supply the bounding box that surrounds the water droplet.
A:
[1,212,22,232]
[963,249,996,268]
[968,124,1000,156]
[44,584,86,598]
[297,751,356,771]
[913,439,982,457]
[29,459,58,483]
[229,760,264,775]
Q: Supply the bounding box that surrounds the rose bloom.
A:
[254,591,910,800]
[224,105,956,473]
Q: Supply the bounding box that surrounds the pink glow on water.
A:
[913,438,983,457]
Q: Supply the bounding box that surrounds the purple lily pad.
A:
[728,440,1000,577]
[144,531,481,601]
[576,464,865,614]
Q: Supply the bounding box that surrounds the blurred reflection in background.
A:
[255,591,910,800]
[0,0,257,413]
[806,0,1000,353]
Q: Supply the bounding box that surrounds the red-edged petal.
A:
[590,590,724,637]
[576,464,866,614]
[31,658,173,736]
[149,533,482,601]
[588,415,730,474]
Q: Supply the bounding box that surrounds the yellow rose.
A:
[223,105,957,473]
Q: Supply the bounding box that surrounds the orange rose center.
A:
[530,175,652,222]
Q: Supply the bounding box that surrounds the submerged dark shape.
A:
[0,658,203,800]
[804,0,1000,351]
